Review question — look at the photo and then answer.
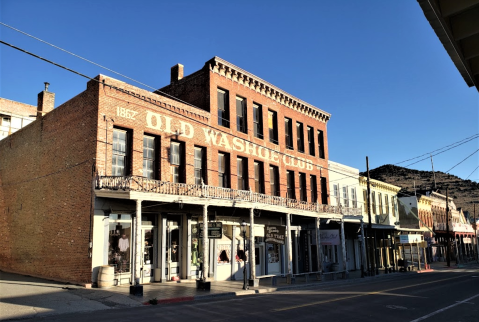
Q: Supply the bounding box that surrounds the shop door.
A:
[141,226,154,284]
[166,221,181,280]
[255,244,264,276]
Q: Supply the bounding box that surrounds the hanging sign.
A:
[199,222,223,239]
[320,229,340,246]
[265,226,286,245]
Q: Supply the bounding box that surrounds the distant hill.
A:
[360,165,479,217]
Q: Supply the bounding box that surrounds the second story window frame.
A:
[333,184,340,205]
[170,140,185,183]
[310,175,318,203]
[286,170,295,200]
[378,192,383,214]
[254,161,265,194]
[371,191,376,215]
[269,165,280,196]
[299,172,307,202]
[385,194,389,215]
[217,88,230,128]
[296,121,304,153]
[112,128,131,176]
[194,146,207,185]
[218,152,230,188]
[320,177,328,205]
[307,126,315,156]
[236,96,247,134]
[253,103,263,139]
[237,157,248,190]
[143,135,159,180]
[268,109,278,145]
[350,187,357,208]
[342,186,349,208]
[285,117,293,149]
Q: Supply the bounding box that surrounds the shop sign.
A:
[199,222,223,239]
[265,226,286,245]
[320,229,340,246]
[399,234,422,244]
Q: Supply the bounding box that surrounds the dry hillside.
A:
[361,165,479,218]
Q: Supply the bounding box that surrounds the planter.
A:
[196,279,211,291]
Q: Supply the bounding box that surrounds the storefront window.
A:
[191,223,200,266]
[143,229,153,264]
[217,245,231,264]
[235,244,248,262]
[267,243,279,263]
[108,214,132,274]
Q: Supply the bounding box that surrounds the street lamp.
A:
[241,220,249,290]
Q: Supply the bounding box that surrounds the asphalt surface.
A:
[3,264,478,322]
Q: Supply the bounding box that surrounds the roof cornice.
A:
[208,57,331,123]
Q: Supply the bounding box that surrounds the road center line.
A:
[273,274,469,312]
[409,293,479,322]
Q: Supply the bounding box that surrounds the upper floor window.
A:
[253,103,263,139]
[385,194,389,214]
[342,186,349,207]
[269,165,280,196]
[112,128,130,176]
[307,126,315,156]
[194,146,207,185]
[268,110,278,144]
[317,130,325,159]
[371,191,376,215]
[363,189,368,212]
[217,88,230,128]
[333,184,339,204]
[236,96,247,133]
[310,175,317,203]
[286,170,295,199]
[254,161,265,194]
[320,177,328,205]
[237,157,248,190]
[143,135,158,179]
[378,192,383,214]
[299,172,307,202]
[170,141,185,183]
[296,122,304,153]
[218,152,230,188]
[350,188,357,208]
[285,118,293,149]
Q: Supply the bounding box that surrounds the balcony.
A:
[96,176,362,217]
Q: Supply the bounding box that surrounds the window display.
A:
[217,245,231,264]
[108,214,132,274]
[267,243,279,263]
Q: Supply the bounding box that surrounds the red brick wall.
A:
[0,97,37,117]
[0,83,99,284]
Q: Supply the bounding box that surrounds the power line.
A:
[394,134,479,165]
[445,149,479,174]
[465,166,479,180]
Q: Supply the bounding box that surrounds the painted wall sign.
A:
[265,226,286,245]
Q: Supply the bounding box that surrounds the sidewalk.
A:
[2,262,478,321]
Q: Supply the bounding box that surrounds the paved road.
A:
[18,268,479,322]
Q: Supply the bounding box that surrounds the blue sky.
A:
[1,0,478,181]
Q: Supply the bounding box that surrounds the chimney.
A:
[170,64,184,83]
[37,82,55,120]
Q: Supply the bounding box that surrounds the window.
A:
[299,172,307,201]
[112,128,129,176]
[296,122,304,153]
[317,130,325,159]
[218,152,230,188]
[310,175,317,203]
[143,135,158,179]
[342,186,349,207]
[236,96,247,133]
[371,191,376,215]
[378,192,383,214]
[363,190,368,212]
[285,118,293,149]
[320,177,328,204]
[217,88,229,128]
[333,184,339,205]
[392,196,397,217]
[194,146,207,185]
[385,194,389,214]
[286,171,295,199]
[253,103,263,139]
[170,141,185,183]
[268,110,278,144]
[254,161,264,193]
[237,157,248,190]
[269,165,279,196]
[351,188,357,208]
[307,126,315,156]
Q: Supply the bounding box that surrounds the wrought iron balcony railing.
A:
[96,175,362,216]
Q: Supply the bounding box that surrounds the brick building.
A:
[0,57,361,286]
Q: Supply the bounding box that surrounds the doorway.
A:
[141,226,154,283]
[255,244,264,276]
[166,220,181,280]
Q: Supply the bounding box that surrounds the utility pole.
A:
[430,154,437,190]
[446,188,451,267]
[366,157,376,276]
